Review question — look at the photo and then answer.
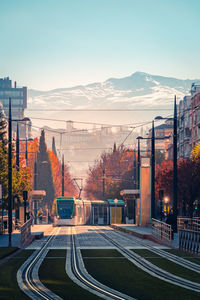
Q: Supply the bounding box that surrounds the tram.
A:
[54,196,125,226]
[54,196,92,226]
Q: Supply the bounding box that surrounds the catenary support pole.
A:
[151,121,155,219]
[62,154,64,196]
[102,160,105,200]
[173,95,178,232]
[34,152,37,224]
[16,122,19,171]
[137,139,140,189]
[8,98,12,246]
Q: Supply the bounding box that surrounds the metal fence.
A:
[151,218,172,246]
[178,217,200,232]
[20,218,32,248]
[179,229,200,254]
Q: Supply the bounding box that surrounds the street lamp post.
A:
[114,198,118,223]
[155,95,178,232]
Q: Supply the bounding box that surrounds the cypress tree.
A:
[113,142,117,153]
[52,136,57,157]
[37,130,55,210]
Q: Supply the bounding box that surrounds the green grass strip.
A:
[0,250,33,300]
[133,249,200,284]
[0,247,18,260]
[82,249,200,300]
[165,249,200,265]
[81,249,123,257]
[39,250,101,300]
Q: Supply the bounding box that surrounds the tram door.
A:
[93,206,106,224]
[111,207,121,224]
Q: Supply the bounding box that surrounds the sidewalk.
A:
[0,230,21,247]
[111,224,152,239]
[0,224,53,248]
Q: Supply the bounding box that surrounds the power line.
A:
[28,116,147,127]
[26,108,173,111]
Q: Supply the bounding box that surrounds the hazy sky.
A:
[1,0,200,90]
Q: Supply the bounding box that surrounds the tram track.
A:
[108,226,200,273]
[17,227,62,300]
[68,226,134,300]
[94,226,200,293]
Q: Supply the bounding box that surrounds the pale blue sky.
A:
[1,0,200,90]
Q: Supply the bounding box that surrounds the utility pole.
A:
[8,98,12,246]
[62,154,64,196]
[173,95,178,232]
[151,121,155,219]
[16,122,19,171]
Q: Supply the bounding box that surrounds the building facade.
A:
[0,77,31,138]
[177,95,192,158]
[190,84,200,148]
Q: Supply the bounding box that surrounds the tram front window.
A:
[57,201,73,219]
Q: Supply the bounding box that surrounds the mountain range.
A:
[27,72,199,130]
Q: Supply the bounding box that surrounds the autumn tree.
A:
[85,147,137,200]
[48,150,77,199]
[155,159,200,217]
[0,111,32,207]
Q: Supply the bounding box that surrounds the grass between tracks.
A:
[39,250,101,300]
[0,247,18,260]
[164,249,200,265]
[0,250,33,300]
[82,249,200,300]
[133,249,200,283]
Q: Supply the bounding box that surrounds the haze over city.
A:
[0,2,200,300]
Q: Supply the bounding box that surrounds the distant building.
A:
[0,77,31,138]
[177,96,192,158]
[147,119,173,159]
[190,84,200,148]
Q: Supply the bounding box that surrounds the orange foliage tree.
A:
[155,158,200,217]
[48,150,78,198]
[19,137,77,211]
[85,148,137,200]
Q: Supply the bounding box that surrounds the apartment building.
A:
[0,77,31,138]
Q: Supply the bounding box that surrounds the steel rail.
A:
[95,227,200,293]
[70,227,130,300]
[111,227,200,273]
[21,228,59,300]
